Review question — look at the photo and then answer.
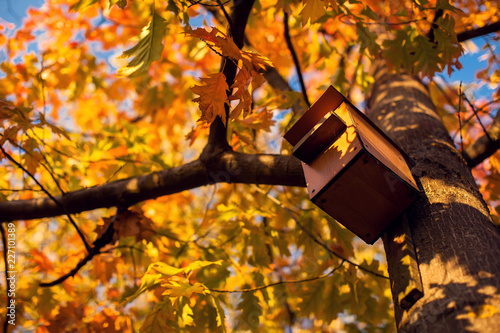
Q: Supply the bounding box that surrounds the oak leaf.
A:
[117,13,167,77]
[301,0,326,25]
[162,281,206,297]
[191,73,229,124]
[189,27,242,61]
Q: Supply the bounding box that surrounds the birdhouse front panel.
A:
[300,103,361,199]
[284,86,420,244]
[310,150,419,244]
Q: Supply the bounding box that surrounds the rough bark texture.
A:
[367,63,500,332]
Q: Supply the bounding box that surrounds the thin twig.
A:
[38,55,47,114]
[0,145,92,253]
[189,0,230,8]
[252,185,389,279]
[30,130,162,167]
[262,216,296,326]
[210,260,346,293]
[337,13,426,27]
[39,209,121,287]
[216,0,235,35]
[284,10,311,107]
[483,39,500,70]
[433,78,500,141]
[0,188,43,192]
[7,133,67,195]
[462,93,491,141]
[458,82,464,152]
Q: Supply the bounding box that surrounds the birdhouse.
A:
[284,86,419,244]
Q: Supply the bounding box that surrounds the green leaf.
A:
[166,0,179,15]
[355,23,381,56]
[109,0,127,9]
[394,8,409,16]
[436,0,460,12]
[211,295,227,331]
[140,299,179,333]
[301,0,326,25]
[123,272,162,304]
[70,0,99,11]
[297,279,326,315]
[152,260,222,277]
[117,13,167,77]
[414,0,429,6]
[322,279,344,323]
[236,289,262,330]
[413,35,441,76]
[162,281,206,297]
[361,6,378,21]
[382,28,416,73]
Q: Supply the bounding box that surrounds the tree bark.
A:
[367,63,500,332]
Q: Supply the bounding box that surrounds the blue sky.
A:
[0,0,43,25]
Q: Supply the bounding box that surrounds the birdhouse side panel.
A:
[302,127,362,199]
[312,152,419,244]
[348,106,419,191]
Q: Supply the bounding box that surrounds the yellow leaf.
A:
[162,281,205,297]
[151,260,222,277]
[189,27,242,61]
[180,303,194,327]
[123,273,162,304]
[117,13,167,77]
[301,0,326,25]
[140,300,179,332]
[191,73,229,124]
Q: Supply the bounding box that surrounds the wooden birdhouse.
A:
[284,86,420,244]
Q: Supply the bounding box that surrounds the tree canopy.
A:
[0,0,499,331]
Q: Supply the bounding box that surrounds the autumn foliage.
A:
[0,0,499,331]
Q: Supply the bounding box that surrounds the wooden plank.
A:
[301,124,361,199]
[284,86,345,146]
[312,152,418,243]
[347,104,419,192]
[291,111,347,164]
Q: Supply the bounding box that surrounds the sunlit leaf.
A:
[191,72,229,124]
[117,13,167,77]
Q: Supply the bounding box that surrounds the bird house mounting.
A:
[284,86,420,244]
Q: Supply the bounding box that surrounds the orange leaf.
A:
[105,210,157,242]
[30,249,54,273]
[191,73,229,124]
[189,27,241,61]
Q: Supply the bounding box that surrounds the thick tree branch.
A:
[0,153,304,223]
[0,145,92,253]
[457,21,500,42]
[203,0,255,156]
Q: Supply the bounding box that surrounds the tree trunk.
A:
[367,63,500,332]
